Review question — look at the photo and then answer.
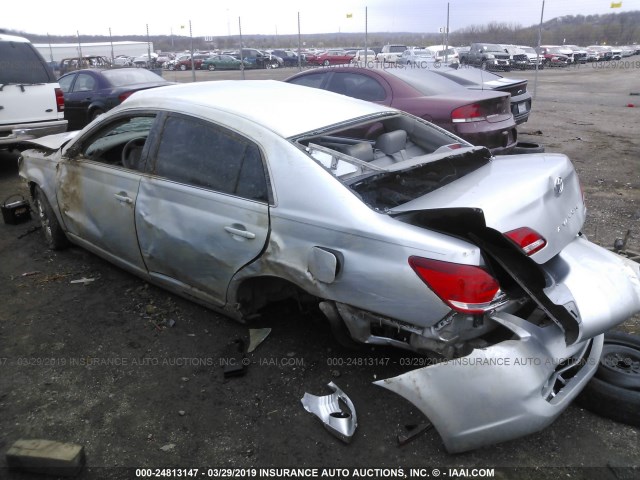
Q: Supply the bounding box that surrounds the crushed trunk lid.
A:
[390,153,585,265]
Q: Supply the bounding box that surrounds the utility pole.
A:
[76,31,83,60]
[239,17,245,80]
[364,7,368,65]
[534,0,545,99]
[297,12,302,71]
[189,20,195,82]
[445,3,450,63]
[109,27,114,64]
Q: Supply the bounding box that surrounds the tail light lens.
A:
[409,256,501,314]
[55,87,64,112]
[504,227,547,256]
[451,103,486,123]
[118,91,134,103]
[451,97,508,123]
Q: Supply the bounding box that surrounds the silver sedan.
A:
[19,80,640,453]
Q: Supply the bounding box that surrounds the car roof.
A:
[123,80,395,138]
[0,33,30,43]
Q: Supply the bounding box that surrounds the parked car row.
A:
[459,42,639,70]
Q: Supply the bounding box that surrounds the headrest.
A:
[342,142,374,162]
[375,130,407,155]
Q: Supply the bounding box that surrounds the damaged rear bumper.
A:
[374,237,640,453]
[375,313,603,453]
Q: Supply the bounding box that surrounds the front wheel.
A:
[33,186,69,250]
[481,60,488,70]
[208,64,216,71]
[180,64,187,71]
[323,60,330,66]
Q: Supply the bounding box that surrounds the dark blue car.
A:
[58,68,171,130]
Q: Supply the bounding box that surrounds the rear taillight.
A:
[118,91,134,103]
[504,227,547,256]
[55,87,64,112]
[451,103,486,123]
[409,256,501,314]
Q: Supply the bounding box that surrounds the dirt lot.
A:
[1,63,639,479]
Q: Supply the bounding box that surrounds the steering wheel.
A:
[121,137,147,169]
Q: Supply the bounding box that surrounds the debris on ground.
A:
[17,225,41,239]
[248,328,272,353]
[69,277,95,285]
[21,271,41,277]
[397,423,434,446]
[221,339,248,378]
[301,382,357,443]
[6,439,85,476]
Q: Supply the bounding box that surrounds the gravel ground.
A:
[0,62,638,480]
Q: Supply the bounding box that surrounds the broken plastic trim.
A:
[301,382,357,443]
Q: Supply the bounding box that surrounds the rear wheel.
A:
[576,332,640,427]
[33,186,69,250]
[90,108,105,122]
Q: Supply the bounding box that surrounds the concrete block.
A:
[6,439,85,476]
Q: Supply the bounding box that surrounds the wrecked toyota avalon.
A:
[18,81,640,453]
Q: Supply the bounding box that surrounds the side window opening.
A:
[154,115,269,202]
[78,115,155,171]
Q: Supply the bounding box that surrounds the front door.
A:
[56,114,157,273]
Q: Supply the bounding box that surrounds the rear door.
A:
[62,72,98,130]
[136,113,271,305]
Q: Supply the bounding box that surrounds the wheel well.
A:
[234,276,317,316]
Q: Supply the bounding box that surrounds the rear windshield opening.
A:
[0,41,55,84]
[295,113,491,212]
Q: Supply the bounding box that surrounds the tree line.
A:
[7,11,638,52]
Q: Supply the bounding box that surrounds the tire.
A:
[180,64,187,71]
[595,332,640,389]
[33,186,69,250]
[208,64,216,71]
[480,60,487,70]
[323,60,330,66]
[510,141,545,155]
[576,332,640,427]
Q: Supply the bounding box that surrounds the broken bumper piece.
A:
[374,313,603,453]
[301,382,357,443]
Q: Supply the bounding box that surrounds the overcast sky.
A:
[3,0,638,37]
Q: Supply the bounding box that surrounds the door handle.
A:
[114,193,133,204]
[224,226,256,239]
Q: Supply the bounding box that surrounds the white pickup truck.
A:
[375,44,407,63]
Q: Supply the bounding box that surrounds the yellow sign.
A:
[610,2,622,7]
[346,13,353,18]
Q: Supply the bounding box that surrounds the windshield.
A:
[482,44,504,52]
